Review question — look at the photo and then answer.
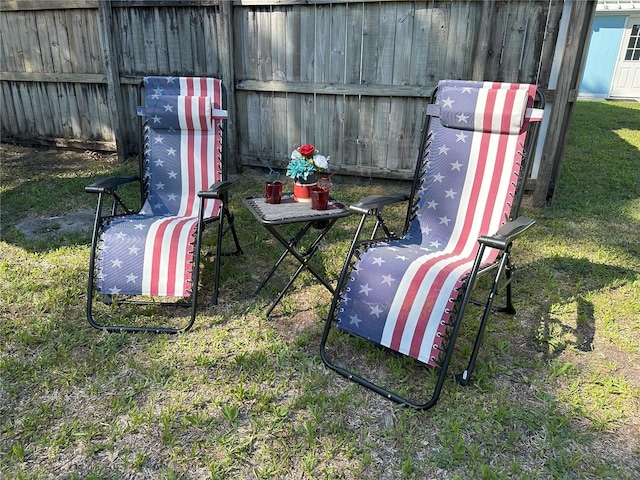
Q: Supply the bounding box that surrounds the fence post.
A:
[533,0,597,206]
[97,0,127,161]
[219,0,238,173]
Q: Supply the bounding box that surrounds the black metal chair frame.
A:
[85,80,242,333]
[320,85,545,409]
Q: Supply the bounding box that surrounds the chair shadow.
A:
[525,100,640,358]
[524,255,638,360]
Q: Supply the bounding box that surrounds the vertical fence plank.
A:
[445,1,474,79]
[299,4,314,84]
[329,3,347,84]
[410,2,432,85]
[234,7,252,163]
[341,3,363,168]
[344,2,362,85]
[258,6,272,81]
[0,82,16,132]
[392,2,413,86]
[373,3,395,170]
[34,11,54,74]
[205,5,220,75]
[471,0,494,80]
[521,1,549,84]
[23,11,41,72]
[128,7,145,74]
[216,0,236,171]
[375,2,396,86]
[166,7,183,74]
[314,3,329,84]
[328,4,347,164]
[284,7,301,152]
[41,82,57,138]
[9,83,26,133]
[356,2,379,171]
[387,3,414,169]
[271,5,288,158]
[0,13,16,71]
[52,9,73,73]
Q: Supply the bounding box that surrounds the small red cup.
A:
[265,181,283,204]
[310,186,329,210]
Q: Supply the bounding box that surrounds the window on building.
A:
[625,24,640,61]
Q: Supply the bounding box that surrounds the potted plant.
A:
[287,144,329,202]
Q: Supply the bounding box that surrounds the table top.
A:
[243,194,351,225]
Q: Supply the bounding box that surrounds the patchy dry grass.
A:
[1,100,639,479]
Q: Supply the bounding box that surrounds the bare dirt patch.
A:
[15,210,95,239]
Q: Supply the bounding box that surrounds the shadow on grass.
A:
[526,100,640,361]
[550,100,640,222]
[0,145,140,253]
[523,255,639,359]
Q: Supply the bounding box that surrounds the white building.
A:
[579,0,640,99]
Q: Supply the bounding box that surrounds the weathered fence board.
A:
[0,0,597,205]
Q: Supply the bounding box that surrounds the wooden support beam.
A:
[235,80,435,98]
[0,72,106,83]
[97,0,127,161]
[533,0,597,207]
[0,0,97,11]
[219,0,238,173]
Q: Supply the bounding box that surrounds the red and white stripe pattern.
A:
[142,78,222,296]
[177,77,222,218]
[96,77,225,298]
[337,81,540,366]
[386,83,535,363]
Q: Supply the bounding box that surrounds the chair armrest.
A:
[350,193,410,214]
[478,216,535,250]
[198,176,240,199]
[85,176,139,194]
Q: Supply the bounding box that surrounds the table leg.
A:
[258,219,338,317]
[255,222,313,295]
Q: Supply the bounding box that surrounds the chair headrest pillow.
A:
[138,95,227,131]
[427,85,532,135]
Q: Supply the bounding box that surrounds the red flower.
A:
[297,144,316,158]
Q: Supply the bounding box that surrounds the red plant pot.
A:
[293,180,316,202]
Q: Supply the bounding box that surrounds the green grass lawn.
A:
[1,100,639,479]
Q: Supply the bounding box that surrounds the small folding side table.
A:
[243,194,351,317]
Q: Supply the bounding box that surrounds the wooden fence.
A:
[0,0,596,205]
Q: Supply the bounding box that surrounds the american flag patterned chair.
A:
[320,80,544,408]
[86,76,242,333]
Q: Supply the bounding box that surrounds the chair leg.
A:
[456,251,511,386]
[211,209,225,306]
[500,260,516,314]
[225,207,243,256]
[207,205,243,306]
[86,194,107,331]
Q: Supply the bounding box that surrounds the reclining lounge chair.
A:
[320,80,544,408]
[85,76,242,333]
